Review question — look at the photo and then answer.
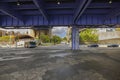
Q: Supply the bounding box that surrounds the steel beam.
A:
[20,10,73,15]
[89,3,120,8]
[0,4,24,22]
[73,0,92,23]
[0,0,31,2]
[33,0,49,21]
[46,3,76,9]
[85,9,110,14]
[105,8,120,20]
[14,4,37,10]
[73,0,87,22]
[13,3,76,10]
[13,3,120,10]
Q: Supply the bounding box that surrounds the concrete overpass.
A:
[0,0,120,50]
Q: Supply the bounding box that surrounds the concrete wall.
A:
[98,31,120,40]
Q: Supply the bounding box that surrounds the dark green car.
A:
[24,41,37,48]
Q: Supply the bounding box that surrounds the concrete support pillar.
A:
[72,26,79,50]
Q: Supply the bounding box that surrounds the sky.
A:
[52,27,68,38]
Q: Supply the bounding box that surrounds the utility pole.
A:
[9,31,11,48]
[49,26,52,43]
[15,33,17,48]
[15,28,18,48]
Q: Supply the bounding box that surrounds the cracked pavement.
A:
[0,45,120,80]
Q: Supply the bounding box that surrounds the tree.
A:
[52,35,62,45]
[0,36,15,43]
[80,29,98,43]
[39,33,50,43]
[62,37,67,41]
[116,28,120,31]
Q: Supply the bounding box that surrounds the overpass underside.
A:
[0,0,120,50]
[0,15,120,27]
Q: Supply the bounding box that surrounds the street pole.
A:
[15,28,18,48]
[50,26,52,43]
[16,33,18,49]
[9,32,11,48]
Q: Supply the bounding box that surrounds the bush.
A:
[80,29,98,43]
[62,37,67,41]
[51,35,62,44]
[39,34,50,43]
[38,34,62,44]
[0,36,15,42]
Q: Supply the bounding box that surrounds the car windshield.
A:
[29,42,36,45]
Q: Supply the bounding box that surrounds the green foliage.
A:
[115,28,120,31]
[38,34,62,44]
[80,29,98,43]
[52,35,62,44]
[39,33,50,43]
[0,36,15,42]
[62,37,67,41]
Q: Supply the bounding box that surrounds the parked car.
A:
[88,44,99,47]
[24,41,37,48]
[107,44,119,47]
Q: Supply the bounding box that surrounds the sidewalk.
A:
[0,44,23,48]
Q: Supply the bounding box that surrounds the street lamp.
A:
[57,0,60,5]
[17,0,20,6]
[109,0,112,4]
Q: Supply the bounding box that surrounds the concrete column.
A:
[72,26,79,50]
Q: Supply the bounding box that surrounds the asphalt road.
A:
[0,45,120,80]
